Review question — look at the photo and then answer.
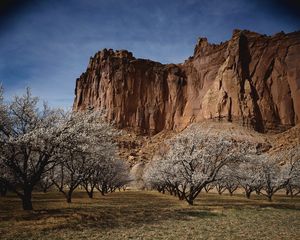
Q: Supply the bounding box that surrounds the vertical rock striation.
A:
[73,30,300,134]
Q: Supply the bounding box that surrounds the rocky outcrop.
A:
[73,30,300,134]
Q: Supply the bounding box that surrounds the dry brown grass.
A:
[0,190,299,240]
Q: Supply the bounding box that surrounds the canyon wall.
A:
[73,29,300,134]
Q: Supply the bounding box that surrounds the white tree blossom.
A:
[267,146,300,199]
[0,88,63,210]
[50,111,126,202]
[234,156,264,199]
[95,157,131,195]
[280,147,300,197]
[215,165,239,196]
[144,124,256,205]
[259,157,287,201]
[0,87,129,208]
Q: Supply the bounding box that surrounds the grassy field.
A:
[0,190,299,240]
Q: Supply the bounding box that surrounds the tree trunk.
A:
[267,194,272,202]
[267,196,272,201]
[22,188,33,210]
[187,197,194,205]
[245,190,251,199]
[285,184,292,196]
[178,193,185,200]
[88,190,94,198]
[0,185,7,197]
[186,192,195,205]
[66,191,73,203]
[87,186,94,198]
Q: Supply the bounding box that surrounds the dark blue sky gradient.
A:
[0,0,299,108]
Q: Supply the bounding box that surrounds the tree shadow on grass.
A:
[194,193,300,211]
[31,192,223,232]
[41,208,221,232]
[255,203,300,211]
[1,191,299,237]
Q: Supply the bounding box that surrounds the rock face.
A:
[73,30,300,134]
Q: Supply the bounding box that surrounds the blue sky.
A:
[0,0,299,108]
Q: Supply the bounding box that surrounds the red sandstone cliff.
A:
[73,29,300,134]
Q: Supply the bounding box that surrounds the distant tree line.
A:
[0,85,131,210]
[143,125,300,205]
